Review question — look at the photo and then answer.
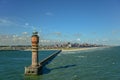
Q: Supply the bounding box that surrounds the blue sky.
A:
[0,0,120,45]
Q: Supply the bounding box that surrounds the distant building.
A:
[67,42,71,48]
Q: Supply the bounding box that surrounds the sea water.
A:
[0,46,120,80]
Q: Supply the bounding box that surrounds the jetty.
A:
[40,50,62,66]
[24,31,61,75]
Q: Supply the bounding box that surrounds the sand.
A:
[62,47,99,52]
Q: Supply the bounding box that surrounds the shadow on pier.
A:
[24,64,77,80]
[39,50,62,66]
[38,50,62,75]
[42,64,77,75]
[38,50,77,75]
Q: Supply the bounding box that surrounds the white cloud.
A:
[74,33,82,37]
[45,12,53,16]
[0,18,30,29]
[96,39,99,42]
[112,29,120,35]
[0,18,14,26]
[102,39,109,42]
[25,23,29,26]
[0,18,35,34]
[53,32,62,36]
[76,38,81,41]
[1,34,31,45]
[12,35,18,38]
[22,32,28,35]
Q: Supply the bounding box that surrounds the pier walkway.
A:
[25,50,62,75]
[39,50,62,66]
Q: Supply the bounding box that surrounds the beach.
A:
[61,47,100,52]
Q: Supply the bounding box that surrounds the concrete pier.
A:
[40,50,62,66]
[25,50,61,75]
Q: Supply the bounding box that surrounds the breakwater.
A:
[25,50,62,75]
[39,50,62,66]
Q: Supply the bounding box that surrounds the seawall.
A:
[39,50,62,66]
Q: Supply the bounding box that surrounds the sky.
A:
[0,0,120,45]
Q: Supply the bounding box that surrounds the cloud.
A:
[119,39,120,41]
[73,33,82,37]
[0,18,14,26]
[23,22,31,28]
[102,38,109,42]
[25,23,29,26]
[22,32,28,35]
[91,32,97,35]
[76,38,81,41]
[46,32,62,37]
[0,18,26,29]
[0,19,7,23]
[45,12,53,16]
[95,39,99,42]
[0,18,30,28]
[112,30,120,35]
[0,18,35,34]
[0,32,31,45]
[52,32,62,36]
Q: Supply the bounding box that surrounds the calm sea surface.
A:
[0,46,120,80]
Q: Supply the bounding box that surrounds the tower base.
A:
[25,65,42,75]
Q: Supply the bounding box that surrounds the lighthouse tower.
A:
[31,31,39,67]
[25,31,42,75]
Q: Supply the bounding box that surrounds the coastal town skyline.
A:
[0,0,120,45]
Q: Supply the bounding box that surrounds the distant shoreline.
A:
[0,46,110,51]
[61,47,99,52]
[39,47,106,52]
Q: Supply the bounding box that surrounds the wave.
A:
[76,56,86,58]
[61,51,78,54]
